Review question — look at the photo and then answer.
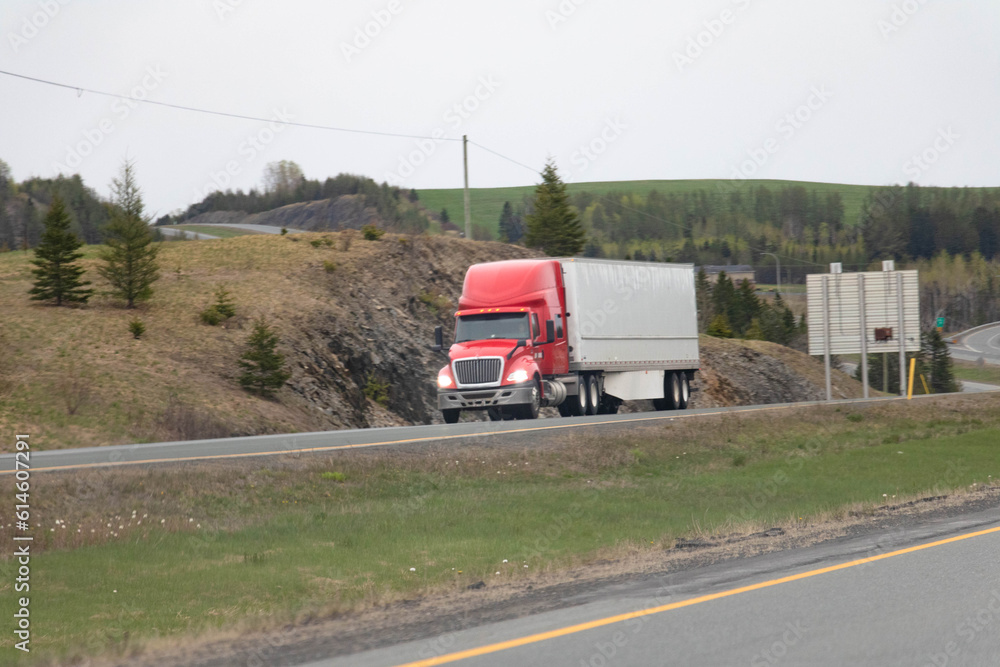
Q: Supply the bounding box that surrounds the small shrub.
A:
[364,374,390,406]
[847,413,864,423]
[128,317,146,340]
[418,290,452,316]
[200,307,222,326]
[322,237,334,247]
[323,260,337,273]
[309,239,324,248]
[320,471,347,482]
[361,224,385,241]
[731,453,748,467]
[200,286,236,325]
[280,227,288,236]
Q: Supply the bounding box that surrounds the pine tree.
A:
[706,313,734,338]
[525,160,585,256]
[238,318,291,396]
[29,196,92,305]
[923,328,959,393]
[98,161,159,308]
[695,268,713,333]
[498,201,525,244]
[711,271,737,328]
[732,278,761,335]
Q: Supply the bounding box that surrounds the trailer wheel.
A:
[679,374,690,409]
[667,372,681,410]
[586,375,600,416]
[442,409,460,424]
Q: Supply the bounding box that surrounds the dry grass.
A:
[0,234,537,451]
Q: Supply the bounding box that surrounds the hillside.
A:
[0,235,864,451]
[418,178,881,238]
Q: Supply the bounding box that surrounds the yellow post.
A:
[907,357,916,399]
[920,374,930,395]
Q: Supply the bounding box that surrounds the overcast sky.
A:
[1,1,998,217]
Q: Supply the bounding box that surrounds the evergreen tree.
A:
[732,278,761,334]
[711,271,737,328]
[706,313,734,338]
[923,328,959,393]
[98,161,160,308]
[695,268,713,333]
[29,196,92,305]
[440,208,450,224]
[238,318,291,396]
[498,201,525,244]
[525,160,585,256]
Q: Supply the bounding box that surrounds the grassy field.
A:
[417,178,882,239]
[0,233,400,450]
[952,359,1000,385]
[170,225,263,238]
[1,394,998,664]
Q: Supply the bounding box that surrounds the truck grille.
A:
[453,357,503,387]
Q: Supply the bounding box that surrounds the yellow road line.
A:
[4,399,869,474]
[394,524,1000,667]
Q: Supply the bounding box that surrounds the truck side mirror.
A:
[545,319,556,344]
[431,325,443,352]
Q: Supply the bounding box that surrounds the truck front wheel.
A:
[517,380,541,420]
[442,409,460,424]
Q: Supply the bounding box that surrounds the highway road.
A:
[315,506,1000,667]
[0,395,957,475]
[949,321,1000,365]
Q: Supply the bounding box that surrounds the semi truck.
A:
[433,258,699,423]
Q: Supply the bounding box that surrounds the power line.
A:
[0,69,462,142]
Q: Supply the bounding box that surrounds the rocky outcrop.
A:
[183,195,380,232]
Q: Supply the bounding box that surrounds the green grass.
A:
[952,360,1000,385]
[3,396,999,663]
[170,225,262,238]
[417,178,884,238]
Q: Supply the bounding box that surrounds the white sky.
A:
[1,0,998,217]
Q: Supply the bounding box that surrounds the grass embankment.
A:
[952,359,1000,385]
[0,232,403,450]
[418,179,879,237]
[1,394,998,664]
[169,225,263,238]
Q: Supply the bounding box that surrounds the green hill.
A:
[417,178,881,239]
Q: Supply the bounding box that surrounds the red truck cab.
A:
[435,260,568,423]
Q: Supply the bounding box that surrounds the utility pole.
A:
[463,135,471,240]
[761,252,780,293]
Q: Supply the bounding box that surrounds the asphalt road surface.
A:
[157,226,219,240]
[0,396,945,475]
[316,506,1000,667]
[949,322,1000,365]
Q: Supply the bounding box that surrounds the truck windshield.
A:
[455,313,530,343]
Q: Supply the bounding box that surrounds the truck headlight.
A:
[437,373,453,388]
[506,369,529,383]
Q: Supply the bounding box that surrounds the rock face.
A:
[183,195,380,232]
[277,239,863,427]
[690,336,863,408]
[282,236,542,428]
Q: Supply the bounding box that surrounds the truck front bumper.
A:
[437,383,535,411]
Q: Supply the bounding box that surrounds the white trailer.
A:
[561,258,700,409]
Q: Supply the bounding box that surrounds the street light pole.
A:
[761,252,780,293]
